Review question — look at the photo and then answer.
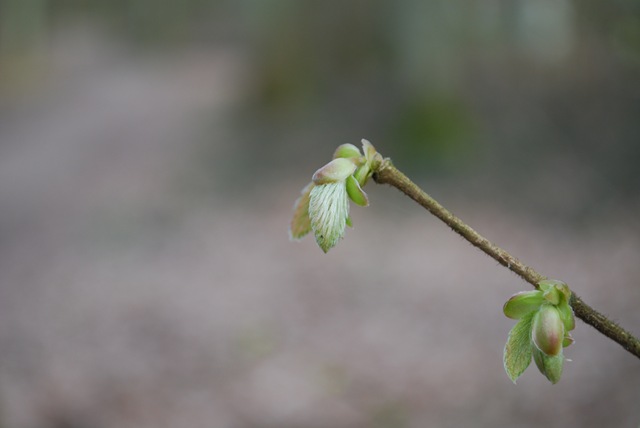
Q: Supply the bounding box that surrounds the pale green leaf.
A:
[503,290,544,319]
[289,182,314,240]
[504,311,535,383]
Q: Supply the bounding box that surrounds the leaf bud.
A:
[333,143,362,159]
[532,305,565,356]
[503,290,544,319]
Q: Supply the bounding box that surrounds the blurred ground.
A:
[1,3,640,428]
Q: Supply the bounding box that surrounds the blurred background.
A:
[1,1,639,427]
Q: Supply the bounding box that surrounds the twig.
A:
[373,158,640,359]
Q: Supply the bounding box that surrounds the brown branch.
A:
[373,158,640,359]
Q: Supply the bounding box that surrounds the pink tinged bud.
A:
[333,143,362,159]
[345,175,369,206]
[312,158,357,185]
[503,290,544,319]
[532,305,565,356]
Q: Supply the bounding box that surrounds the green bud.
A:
[543,290,560,305]
[333,143,362,159]
[538,279,565,290]
[312,158,357,185]
[537,280,575,333]
[539,280,571,306]
[532,346,564,384]
[555,281,571,302]
[503,290,545,319]
[345,175,369,206]
[292,141,380,252]
[354,165,371,187]
[541,287,560,305]
[532,305,564,356]
[503,280,574,384]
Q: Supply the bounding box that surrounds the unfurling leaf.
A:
[289,182,314,240]
[309,182,350,253]
[312,158,357,185]
[289,139,378,252]
[503,290,544,319]
[504,311,535,383]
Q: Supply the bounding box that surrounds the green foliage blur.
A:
[2,0,639,210]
